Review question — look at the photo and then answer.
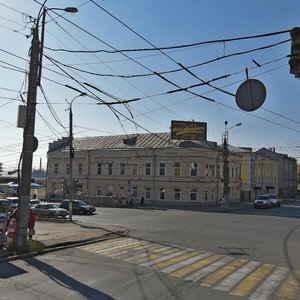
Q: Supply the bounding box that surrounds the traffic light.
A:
[289,27,300,78]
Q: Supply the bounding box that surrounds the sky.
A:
[1,0,300,172]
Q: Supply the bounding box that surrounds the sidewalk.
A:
[0,219,127,261]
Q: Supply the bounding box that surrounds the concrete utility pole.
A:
[16,3,79,249]
[16,24,40,249]
[222,121,241,209]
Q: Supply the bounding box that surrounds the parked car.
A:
[30,199,41,207]
[59,199,96,215]
[7,197,19,212]
[32,203,69,218]
[269,194,280,207]
[254,194,271,209]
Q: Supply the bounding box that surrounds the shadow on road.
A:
[0,262,27,278]
[24,257,114,300]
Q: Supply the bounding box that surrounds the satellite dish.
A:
[235,79,266,111]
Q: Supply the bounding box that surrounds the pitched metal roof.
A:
[49,132,219,152]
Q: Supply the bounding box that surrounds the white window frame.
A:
[108,162,113,175]
[145,187,151,199]
[159,188,165,200]
[190,162,198,176]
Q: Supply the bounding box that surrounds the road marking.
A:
[140,249,190,267]
[230,263,275,297]
[94,240,148,254]
[275,271,300,300]
[160,252,211,274]
[123,246,172,262]
[185,256,235,282]
[170,254,224,278]
[79,238,300,300]
[99,241,150,255]
[152,251,200,270]
[200,258,248,287]
[107,244,165,258]
[249,266,289,300]
[214,261,261,291]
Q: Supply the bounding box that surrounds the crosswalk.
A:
[78,237,300,299]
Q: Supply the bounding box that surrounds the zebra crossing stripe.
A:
[214,261,261,291]
[140,249,190,267]
[275,271,300,300]
[249,266,289,300]
[79,237,132,251]
[94,240,148,254]
[230,263,275,297]
[200,258,248,288]
[81,238,135,251]
[107,243,164,258]
[124,246,172,262]
[99,241,150,256]
[160,252,211,274]
[185,256,235,282]
[152,251,200,270]
[171,254,224,278]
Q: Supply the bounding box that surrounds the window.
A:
[205,164,209,177]
[217,164,220,178]
[108,163,113,175]
[159,188,165,200]
[96,186,101,195]
[120,163,125,175]
[190,189,197,201]
[231,167,234,178]
[205,189,208,201]
[97,163,102,175]
[145,187,151,199]
[145,162,152,176]
[132,163,137,176]
[190,163,198,176]
[66,163,70,175]
[54,163,59,174]
[78,163,83,175]
[174,188,181,201]
[132,186,138,197]
[210,164,215,177]
[159,162,166,176]
[236,167,238,178]
[174,162,181,176]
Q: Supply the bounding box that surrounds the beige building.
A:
[46,133,242,206]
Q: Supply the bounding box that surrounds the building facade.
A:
[46,133,242,205]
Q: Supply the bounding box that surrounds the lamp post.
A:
[67,94,86,222]
[222,121,242,209]
[16,1,78,249]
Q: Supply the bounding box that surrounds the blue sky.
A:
[1,0,300,171]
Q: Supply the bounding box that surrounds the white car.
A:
[254,194,271,209]
[269,194,280,207]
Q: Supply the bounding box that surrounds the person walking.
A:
[140,196,144,207]
[28,208,36,239]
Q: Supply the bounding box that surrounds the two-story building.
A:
[46,133,242,206]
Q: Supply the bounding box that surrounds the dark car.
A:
[59,199,96,215]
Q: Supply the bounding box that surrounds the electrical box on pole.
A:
[289,27,300,78]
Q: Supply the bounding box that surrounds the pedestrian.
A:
[220,196,225,208]
[28,208,36,239]
[140,196,144,207]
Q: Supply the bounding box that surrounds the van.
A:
[6,197,19,212]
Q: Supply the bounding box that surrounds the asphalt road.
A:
[0,201,299,300]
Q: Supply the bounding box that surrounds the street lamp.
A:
[16,1,79,249]
[67,93,86,222]
[222,121,242,208]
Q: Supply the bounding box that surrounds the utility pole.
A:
[69,105,74,222]
[222,121,242,209]
[16,24,40,249]
[222,121,230,209]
